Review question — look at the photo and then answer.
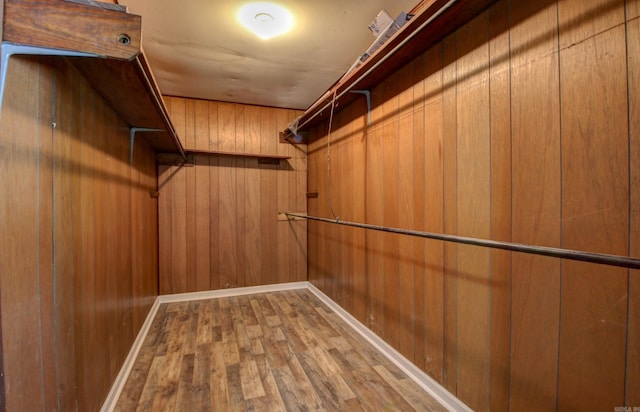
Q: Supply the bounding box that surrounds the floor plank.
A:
[115,290,447,411]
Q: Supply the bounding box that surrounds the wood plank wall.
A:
[0,56,158,411]
[158,97,307,294]
[307,0,640,410]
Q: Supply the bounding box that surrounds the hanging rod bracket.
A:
[130,127,164,165]
[350,90,371,126]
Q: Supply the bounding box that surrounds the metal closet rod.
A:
[283,212,640,270]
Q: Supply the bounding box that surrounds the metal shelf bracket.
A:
[350,89,371,126]
[130,127,164,165]
[0,42,99,114]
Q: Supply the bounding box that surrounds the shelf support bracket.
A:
[130,127,164,165]
[349,89,371,126]
[0,42,99,114]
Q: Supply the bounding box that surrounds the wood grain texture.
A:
[411,51,428,375]
[382,70,401,353]
[115,290,447,412]
[306,1,638,410]
[158,98,305,293]
[3,0,141,60]
[0,56,46,412]
[627,15,640,407]
[454,12,492,411]
[422,44,444,383]
[557,3,629,407]
[441,34,458,395]
[487,2,511,411]
[510,2,562,410]
[397,62,416,362]
[0,56,158,410]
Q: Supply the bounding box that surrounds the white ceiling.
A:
[120,0,418,110]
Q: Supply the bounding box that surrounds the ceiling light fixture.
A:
[237,2,294,40]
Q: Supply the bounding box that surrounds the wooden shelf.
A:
[2,0,185,158]
[157,149,290,166]
[283,0,499,140]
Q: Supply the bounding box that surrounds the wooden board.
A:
[454,12,491,410]
[397,62,416,362]
[557,2,628,407]
[422,44,444,381]
[381,70,400,352]
[441,33,458,394]
[627,15,640,407]
[509,1,562,410]
[0,56,46,412]
[487,2,511,411]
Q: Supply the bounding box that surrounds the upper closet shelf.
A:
[282,0,498,141]
[1,0,186,159]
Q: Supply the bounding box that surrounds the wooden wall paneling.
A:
[287,110,301,282]
[411,51,427,373]
[169,166,187,294]
[218,103,238,288]
[244,105,261,287]
[292,109,308,283]
[158,164,173,295]
[159,98,172,295]
[185,100,197,292]
[488,2,511,411]
[114,103,134,377]
[131,136,158,330]
[627,15,640,406]
[629,0,640,19]
[277,108,291,284]
[382,70,400,351]
[306,131,323,290]
[397,62,416,362]
[509,1,561,409]
[79,87,102,410]
[335,110,348,307]
[320,120,331,295]
[0,57,46,411]
[260,107,277,285]
[454,12,492,410]
[208,102,221,290]
[441,34,458,394]
[422,44,445,381]
[350,101,367,324]
[195,100,211,291]
[345,104,359,314]
[53,58,78,410]
[36,59,57,412]
[557,1,629,407]
[365,87,384,337]
[235,105,247,287]
[93,82,111,395]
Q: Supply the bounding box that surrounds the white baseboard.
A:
[102,281,469,412]
[157,281,308,303]
[305,282,472,412]
[100,297,161,412]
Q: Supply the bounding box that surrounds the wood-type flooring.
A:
[115,289,446,411]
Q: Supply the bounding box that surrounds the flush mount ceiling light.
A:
[237,2,294,40]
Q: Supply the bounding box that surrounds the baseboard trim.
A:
[157,281,308,303]
[306,281,472,412]
[100,297,161,412]
[102,281,469,412]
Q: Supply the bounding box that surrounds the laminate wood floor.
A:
[115,289,447,411]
